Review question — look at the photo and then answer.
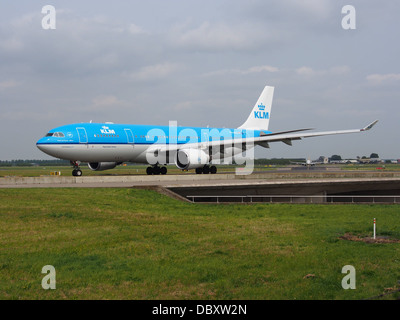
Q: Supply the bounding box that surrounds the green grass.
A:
[2,163,399,178]
[0,165,275,177]
[0,165,176,177]
[0,188,399,300]
[342,164,400,171]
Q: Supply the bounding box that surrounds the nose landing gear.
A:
[70,161,83,176]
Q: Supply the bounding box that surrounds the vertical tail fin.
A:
[238,86,274,131]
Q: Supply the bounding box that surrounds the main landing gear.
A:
[146,165,167,175]
[195,165,217,174]
[70,161,83,177]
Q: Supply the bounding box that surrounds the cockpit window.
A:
[45,132,64,137]
[54,132,65,137]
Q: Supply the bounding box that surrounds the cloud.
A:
[127,62,181,81]
[329,66,351,75]
[296,66,350,77]
[366,73,400,84]
[88,53,119,70]
[172,101,193,111]
[203,65,279,77]
[286,0,333,18]
[92,95,124,107]
[0,80,20,90]
[85,95,128,115]
[9,11,38,29]
[169,20,272,52]
[0,37,24,52]
[128,23,146,35]
[245,65,279,73]
[296,66,316,77]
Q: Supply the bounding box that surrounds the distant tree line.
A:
[254,158,304,165]
[330,153,380,161]
[0,159,70,167]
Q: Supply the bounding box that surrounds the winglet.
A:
[361,120,378,131]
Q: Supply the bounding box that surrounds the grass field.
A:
[2,162,400,177]
[0,165,185,177]
[0,164,276,177]
[1,163,400,178]
[0,188,399,300]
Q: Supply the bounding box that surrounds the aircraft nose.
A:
[36,142,48,154]
[36,142,45,152]
[36,141,56,157]
[36,137,47,150]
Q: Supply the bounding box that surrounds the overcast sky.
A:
[1,0,399,160]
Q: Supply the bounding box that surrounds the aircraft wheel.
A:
[72,169,82,176]
[210,166,217,174]
[160,166,167,175]
[195,168,202,174]
[146,167,153,175]
[153,166,161,175]
[202,165,210,174]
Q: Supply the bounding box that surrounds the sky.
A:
[0,0,399,161]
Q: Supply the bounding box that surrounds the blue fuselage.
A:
[36,123,266,163]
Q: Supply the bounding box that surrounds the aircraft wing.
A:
[254,119,378,146]
[154,120,378,153]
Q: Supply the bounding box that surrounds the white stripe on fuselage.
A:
[37,143,151,163]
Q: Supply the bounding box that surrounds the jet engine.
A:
[174,149,210,170]
[88,162,119,171]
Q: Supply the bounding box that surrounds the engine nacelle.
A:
[88,162,118,171]
[175,149,210,170]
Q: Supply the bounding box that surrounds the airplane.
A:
[36,85,378,176]
[290,157,322,167]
